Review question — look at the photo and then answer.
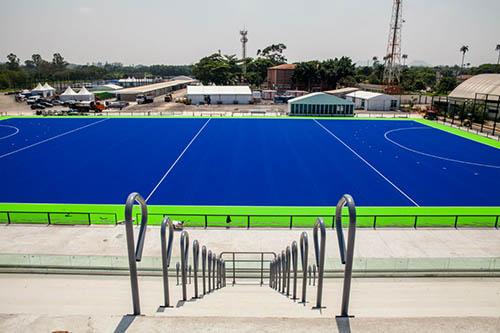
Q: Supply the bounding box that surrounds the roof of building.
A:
[268,64,296,70]
[324,87,359,95]
[449,74,500,100]
[187,85,252,95]
[288,92,353,104]
[117,78,196,95]
[345,90,386,100]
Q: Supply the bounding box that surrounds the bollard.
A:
[202,246,207,295]
[291,241,298,300]
[207,250,212,292]
[286,246,291,297]
[180,231,190,301]
[176,262,180,285]
[160,217,174,307]
[313,218,326,309]
[193,240,199,298]
[300,232,309,303]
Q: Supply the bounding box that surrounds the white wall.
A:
[347,96,399,111]
[188,94,252,105]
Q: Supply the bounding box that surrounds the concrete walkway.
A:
[1,225,499,259]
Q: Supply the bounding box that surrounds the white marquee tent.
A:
[32,82,56,97]
[59,86,78,101]
[76,86,95,102]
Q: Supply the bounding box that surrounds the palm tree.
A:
[460,45,469,70]
[402,54,408,66]
[372,56,378,67]
[496,44,500,65]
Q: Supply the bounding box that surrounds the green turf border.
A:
[0,203,498,228]
[0,116,498,228]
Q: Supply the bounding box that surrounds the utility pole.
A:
[240,29,248,77]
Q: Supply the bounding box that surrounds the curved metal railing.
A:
[313,218,326,309]
[300,232,308,303]
[193,240,200,298]
[202,245,207,295]
[160,217,174,307]
[124,192,148,315]
[180,231,190,301]
[291,241,298,300]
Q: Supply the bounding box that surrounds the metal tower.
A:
[240,29,248,75]
[383,0,403,87]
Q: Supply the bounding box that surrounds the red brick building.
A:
[267,64,296,91]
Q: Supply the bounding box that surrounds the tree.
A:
[372,56,378,67]
[52,53,67,69]
[32,54,43,67]
[436,76,458,94]
[496,44,500,65]
[293,61,321,91]
[257,43,287,64]
[6,53,20,70]
[192,53,240,85]
[460,45,469,70]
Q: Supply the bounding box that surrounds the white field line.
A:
[145,118,211,202]
[0,125,20,140]
[0,118,110,160]
[313,119,420,207]
[384,127,500,169]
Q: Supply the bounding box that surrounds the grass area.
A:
[0,203,498,228]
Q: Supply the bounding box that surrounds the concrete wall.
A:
[348,96,399,111]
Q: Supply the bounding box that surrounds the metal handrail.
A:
[193,240,200,298]
[281,250,286,293]
[285,246,291,297]
[202,245,207,295]
[220,251,276,285]
[207,250,212,292]
[299,232,308,303]
[336,194,357,317]
[124,192,148,315]
[291,241,298,300]
[313,218,326,309]
[160,217,174,307]
[180,230,189,301]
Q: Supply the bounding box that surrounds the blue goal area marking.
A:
[0,117,499,207]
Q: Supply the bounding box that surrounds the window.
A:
[391,100,398,108]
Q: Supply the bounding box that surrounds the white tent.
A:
[42,83,56,97]
[60,86,78,101]
[76,86,95,101]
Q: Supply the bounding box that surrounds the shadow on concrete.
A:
[335,317,352,333]
[114,314,137,333]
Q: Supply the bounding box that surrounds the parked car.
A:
[136,94,154,104]
[105,101,129,109]
[31,103,46,110]
[26,96,41,104]
[39,101,54,107]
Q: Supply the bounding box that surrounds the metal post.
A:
[277,254,282,291]
[176,262,180,285]
[202,245,207,295]
[313,264,316,286]
[260,253,264,286]
[207,250,212,292]
[180,231,189,301]
[124,192,149,315]
[308,265,312,286]
[232,253,236,286]
[212,253,216,290]
[335,194,358,317]
[286,246,291,296]
[300,232,308,303]
[313,218,326,308]
[281,250,286,294]
[269,262,273,288]
[160,217,174,307]
[193,240,199,298]
[291,241,298,300]
[189,265,192,284]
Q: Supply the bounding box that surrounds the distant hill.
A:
[409,60,432,67]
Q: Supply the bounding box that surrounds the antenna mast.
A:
[383,0,403,89]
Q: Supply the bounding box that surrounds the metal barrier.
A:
[124,192,148,315]
[281,250,286,293]
[207,250,212,292]
[193,240,200,298]
[335,194,357,317]
[219,252,276,286]
[313,218,326,309]
[212,253,216,290]
[176,262,180,285]
[160,217,174,307]
[300,232,308,303]
[180,231,189,301]
[285,246,291,297]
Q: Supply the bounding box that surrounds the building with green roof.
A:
[288,92,355,116]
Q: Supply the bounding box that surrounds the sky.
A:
[0,0,499,67]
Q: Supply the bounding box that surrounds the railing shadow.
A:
[113,314,137,333]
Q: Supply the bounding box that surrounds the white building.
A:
[288,92,354,116]
[187,86,252,105]
[345,91,399,111]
